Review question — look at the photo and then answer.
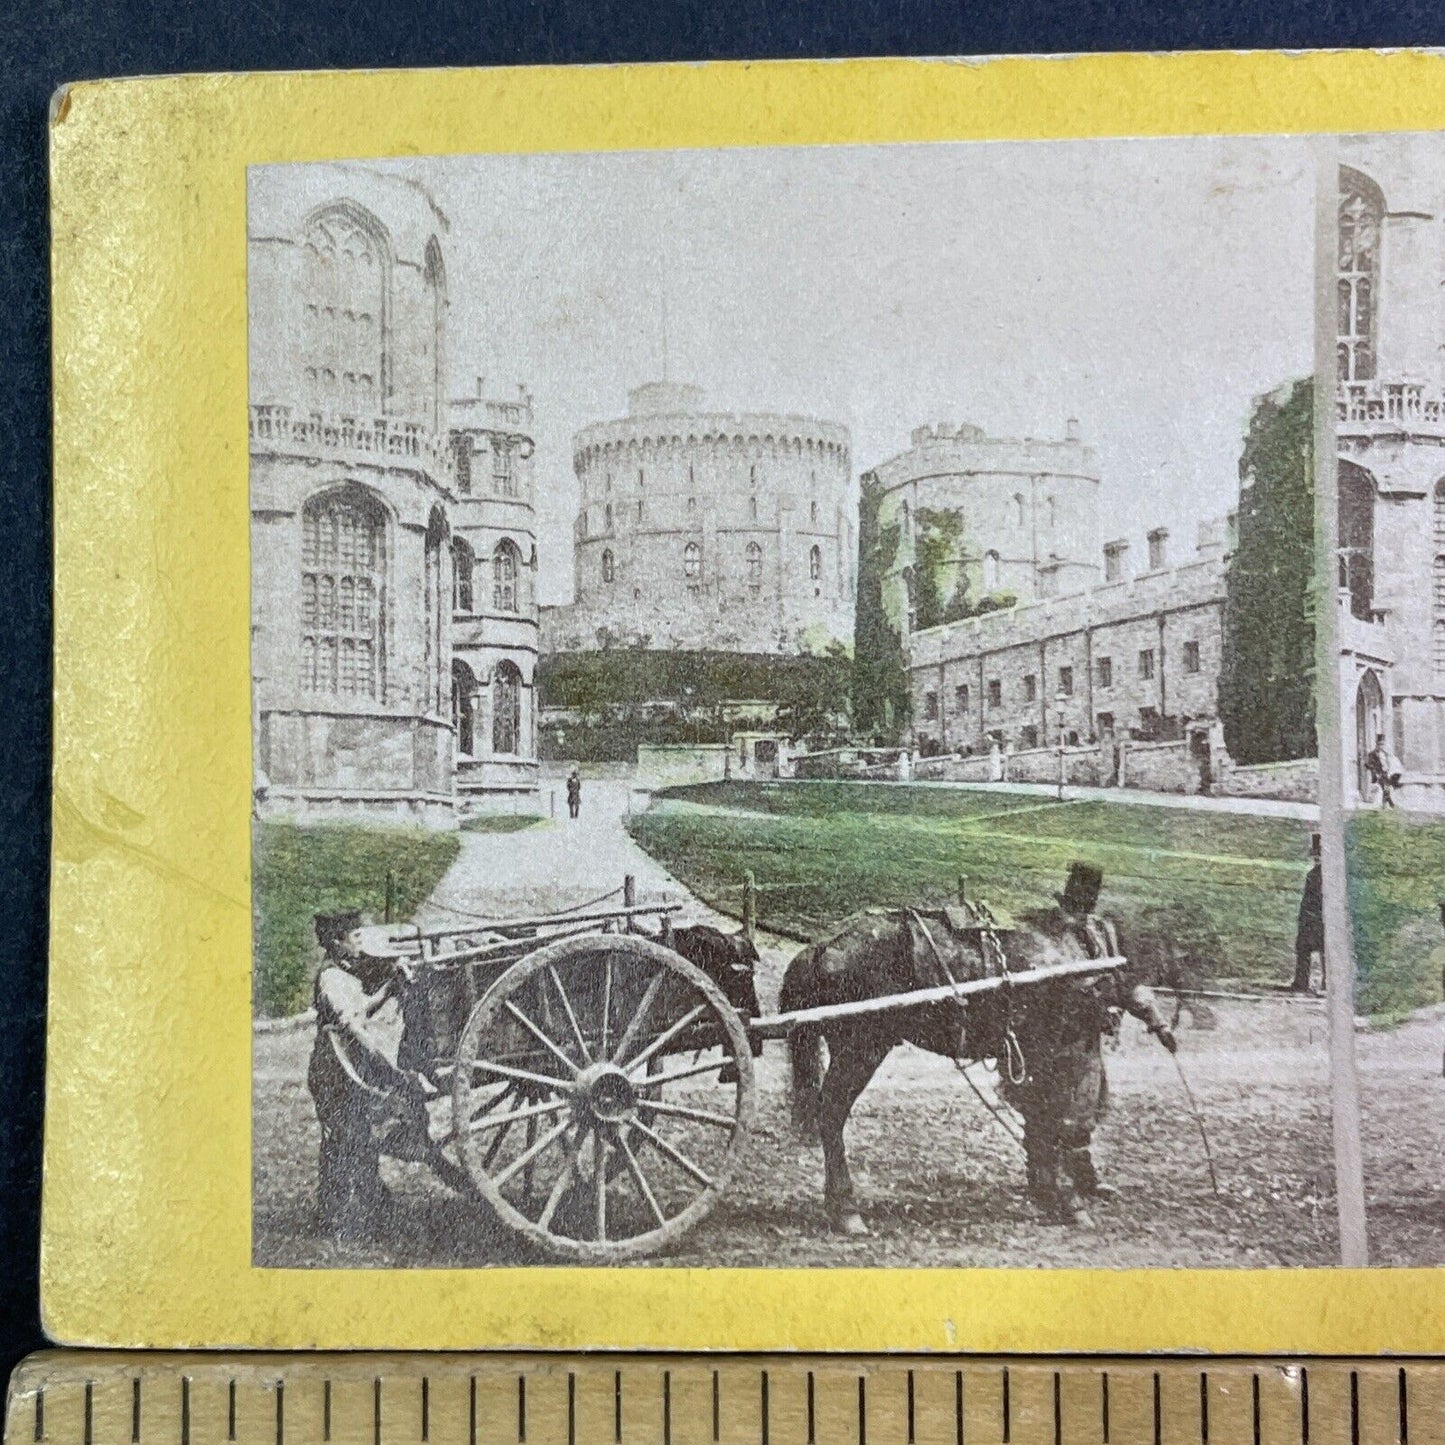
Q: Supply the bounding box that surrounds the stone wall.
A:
[636,743,732,789]
[1215,756,1319,804]
[1117,739,1202,794]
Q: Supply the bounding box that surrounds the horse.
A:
[779,888,1146,1235]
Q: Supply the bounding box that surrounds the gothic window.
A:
[987,678,1002,709]
[1339,461,1376,621]
[1104,542,1125,582]
[601,548,615,584]
[424,239,446,432]
[637,468,645,489]
[684,541,702,579]
[749,464,757,488]
[955,684,970,714]
[451,660,477,756]
[1138,648,1155,680]
[423,510,447,714]
[1148,529,1168,571]
[1183,640,1201,674]
[300,487,386,699]
[493,440,516,497]
[1024,674,1037,703]
[604,503,613,532]
[983,550,1001,591]
[301,205,388,412]
[749,496,758,521]
[492,540,519,613]
[1338,167,1383,382]
[1097,656,1113,689]
[452,538,474,613]
[1047,496,1057,529]
[493,660,522,755]
[605,472,613,494]
[746,541,763,582]
[924,691,939,721]
[810,500,819,525]
[1058,666,1074,697]
[636,499,644,522]
[1015,494,1026,528]
[809,545,822,581]
[452,436,472,495]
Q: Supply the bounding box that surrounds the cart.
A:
[333,880,1127,1262]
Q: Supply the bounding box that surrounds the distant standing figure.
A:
[1291,833,1324,994]
[566,767,582,820]
[1366,733,1403,808]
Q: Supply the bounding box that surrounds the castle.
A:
[248,165,540,827]
[890,419,1243,792]
[1335,138,1445,811]
[540,382,855,657]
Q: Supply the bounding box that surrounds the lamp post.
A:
[1054,692,1068,802]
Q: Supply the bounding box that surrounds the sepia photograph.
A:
[248,136,1336,1269]
[1335,134,1445,1265]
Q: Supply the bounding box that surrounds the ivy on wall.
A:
[851,474,911,742]
[1219,378,1317,766]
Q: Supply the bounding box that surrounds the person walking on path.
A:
[1367,733,1403,808]
[1291,833,1324,994]
[566,767,582,820]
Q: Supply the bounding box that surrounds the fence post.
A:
[742,870,757,943]
[384,869,395,925]
[957,874,968,906]
[624,873,636,933]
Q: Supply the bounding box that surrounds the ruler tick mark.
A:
[760,1369,769,1445]
[807,1372,815,1445]
[277,1381,285,1445]
[1301,1367,1310,1445]
[1200,1372,1209,1445]
[662,1371,671,1445]
[858,1375,867,1445]
[614,1370,622,1444]
[373,1377,382,1445]
[181,1378,190,1445]
[907,1370,915,1445]
[711,1370,719,1443]
[1102,1372,1110,1444]
[228,1382,237,1442]
[84,1384,92,1445]
[33,1386,43,1442]
[134,1378,142,1443]
[324,1382,332,1443]
[1053,1373,1061,1445]
[1399,1368,1409,1445]
[567,1373,576,1445]
[468,1378,476,1445]
[1349,1372,1359,1445]
[517,1375,526,1443]
[1002,1368,1011,1444]
[1252,1375,1262,1445]
[421,1378,429,1442]
[955,1371,964,1445]
[1153,1373,1162,1445]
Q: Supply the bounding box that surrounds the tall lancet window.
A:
[1338,167,1383,383]
[301,204,388,412]
[423,238,446,431]
[300,486,386,699]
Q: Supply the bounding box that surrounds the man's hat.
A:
[314,908,363,948]
[1057,861,1104,916]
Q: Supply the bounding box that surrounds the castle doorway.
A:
[1355,669,1385,801]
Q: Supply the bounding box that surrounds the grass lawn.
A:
[460,814,546,834]
[629,782,1316,989]
[1347,811,1445,1019]
[252,821,461,1017]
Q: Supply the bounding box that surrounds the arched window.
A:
[1339,462,1376,621]
[810,500,819,525]
[1339,167,1383,382]
[1015,493,1025,528]
[683,542,702,579]
[749,496,758,521]
[493,661,522,755]
[424,238,446,431]
[809,544,822,581]
[1047,496,1056,529]
[301,487,387,698]
[452,537,474,613]
[601,548,615,584]
[300,205,388,412]
[451,435,473,495]
[983,550,1001,591]
[746,541,763,581]
[451,659,477,756]
[604,502,613,532]
[492,540,519,613]
[424,509,447,713]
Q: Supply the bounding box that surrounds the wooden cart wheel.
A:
[451,933,756,1262]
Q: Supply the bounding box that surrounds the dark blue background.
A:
[2,0,1440,1381]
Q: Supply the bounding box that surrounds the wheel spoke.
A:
[492,1115,574,1190]
[547,965,593,1064]
[504,999,582,1076]
[629,1118,713,1188]
[610,972,665,1065]
[469,1059,577,1095]
[594,1129,609,1242]
[469,1097,571,1134]
[644,1098,738,1129]
[627,1052,728,1090]
[482,1114,515,1169]
[616,1131,667,1228]
[536,1124,589,1232]
[600,955,613,1059]
[622,1004,707,1075]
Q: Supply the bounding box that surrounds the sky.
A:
[366,137,1315,604]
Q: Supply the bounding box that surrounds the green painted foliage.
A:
[851,476,911,742]
[1219,379,1318,766]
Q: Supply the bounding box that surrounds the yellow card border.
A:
[45,50,1445,1353]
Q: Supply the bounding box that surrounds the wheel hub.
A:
[578,1062,638,1123]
